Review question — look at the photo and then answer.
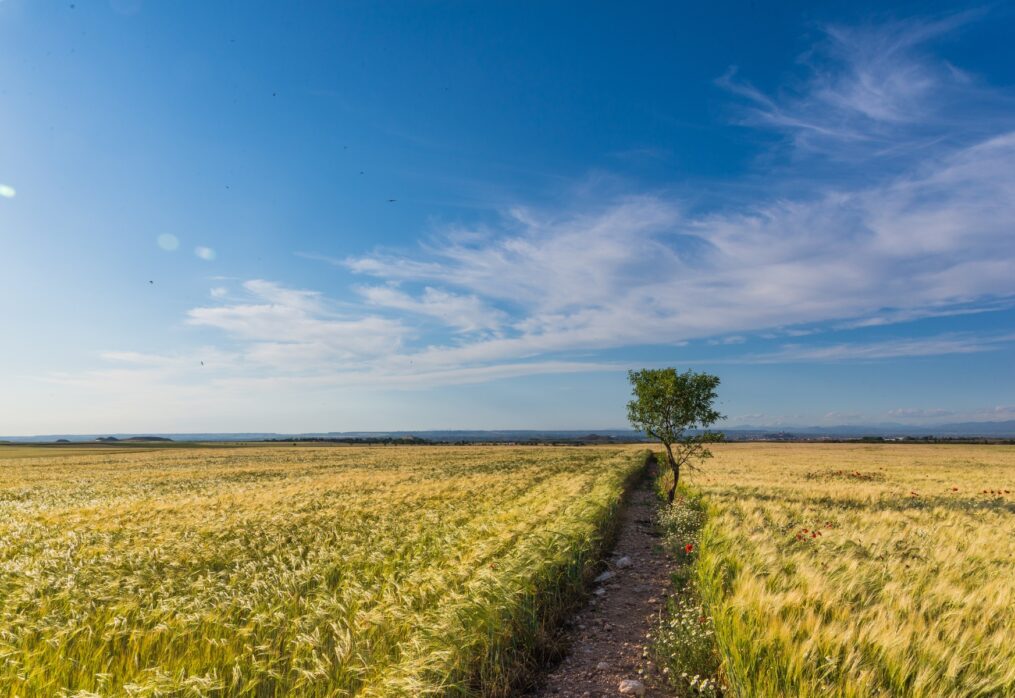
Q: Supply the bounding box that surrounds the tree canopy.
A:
[627,368,723,502]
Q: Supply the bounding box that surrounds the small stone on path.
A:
[618,678,646,695]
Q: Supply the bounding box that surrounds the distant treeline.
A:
[211,434,1015,446]
[263,436,436,445]
[860,436,1015,444]
[731,434,1015,445]
[260,434,632,446]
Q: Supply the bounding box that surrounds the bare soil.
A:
[528,476,675,697]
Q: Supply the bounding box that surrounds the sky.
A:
[2,1,1014,435]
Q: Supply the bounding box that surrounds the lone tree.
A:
[627,368,723,503]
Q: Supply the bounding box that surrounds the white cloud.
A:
[717,11,1001,158]
[834,297,1015,329]
[195,246,216,261]
[881,404,1015,424]
[731,332,1015,364]
[708,335,747,346]
[97,347,239,372]
[186,280,406,368]
[356,284,507,333]
[210,286,228,298]
[728,403,1015,428]
[888,407,954,418]
[0,184,16,199]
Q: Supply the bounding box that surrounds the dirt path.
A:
[529,476,674,697]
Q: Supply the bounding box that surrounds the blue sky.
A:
[2,1,1014,434]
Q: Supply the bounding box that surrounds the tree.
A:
[627,368,723,503]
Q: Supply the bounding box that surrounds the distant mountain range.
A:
[3,421,1015,443]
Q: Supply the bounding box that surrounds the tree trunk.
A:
[664,443,680,503]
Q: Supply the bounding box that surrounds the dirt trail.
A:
[529,476,674,697]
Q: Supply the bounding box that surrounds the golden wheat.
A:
[681,443,1015,697]
[0,444,644,697]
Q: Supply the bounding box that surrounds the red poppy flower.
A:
[684,543,694,554]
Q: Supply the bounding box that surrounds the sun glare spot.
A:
[157,234,180,251]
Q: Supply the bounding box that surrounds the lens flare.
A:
[157,234,180,251]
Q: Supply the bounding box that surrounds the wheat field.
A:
[0,444,643,697]
[685,443,1015,697]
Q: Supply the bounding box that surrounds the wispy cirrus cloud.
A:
[834,297,1015,329]
[718,10,1008,159]
[729,332,1015,364]
[356,284,507,334]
